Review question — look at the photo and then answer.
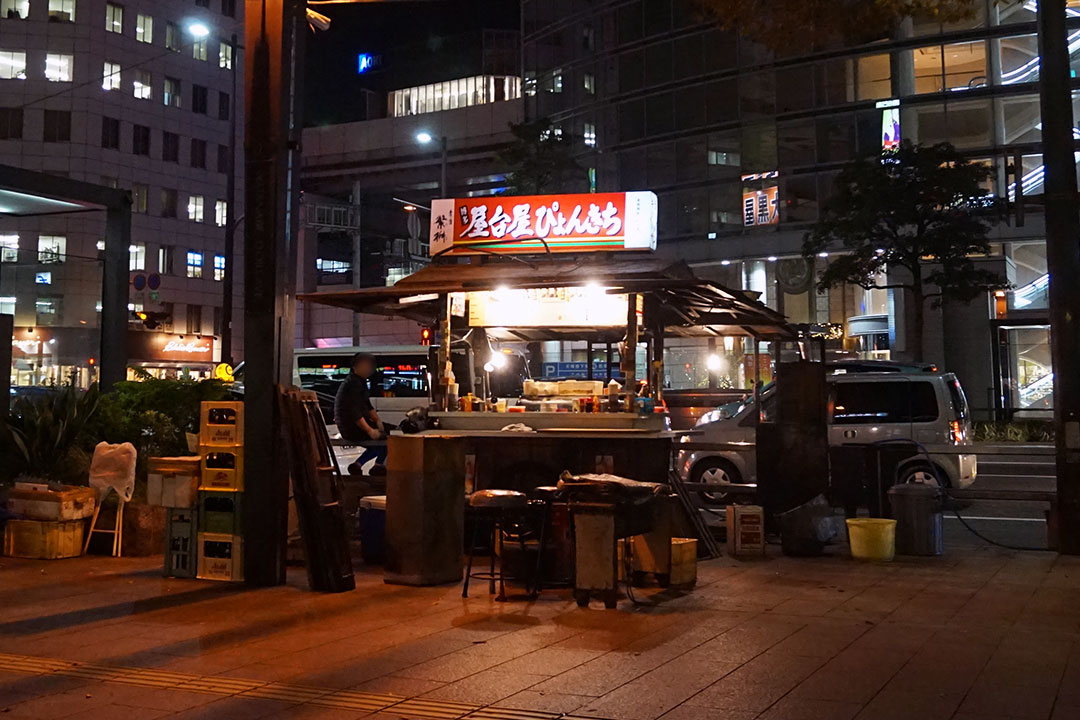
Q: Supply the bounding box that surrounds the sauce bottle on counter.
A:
[607,379,620,413]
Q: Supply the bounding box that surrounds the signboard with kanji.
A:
[429,191,658,257]
[741,172,779,227]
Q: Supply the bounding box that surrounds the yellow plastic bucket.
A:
[846,518,896,561]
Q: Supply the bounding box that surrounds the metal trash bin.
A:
[887,483,943,556]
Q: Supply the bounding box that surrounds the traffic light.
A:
[131,310,169,330]
[420,327,433,345]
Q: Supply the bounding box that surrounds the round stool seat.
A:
[469,489,528,509]
[529,486,561,501]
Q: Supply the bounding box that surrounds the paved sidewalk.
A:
[0,540,1077,720]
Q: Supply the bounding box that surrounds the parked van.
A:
[677,372,977,501]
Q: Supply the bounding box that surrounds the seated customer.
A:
[334,352,387,476]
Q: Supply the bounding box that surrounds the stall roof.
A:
[299,258,795,340]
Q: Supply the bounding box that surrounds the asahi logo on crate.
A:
[199,402,244,447]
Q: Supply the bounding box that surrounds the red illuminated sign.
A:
[429,191,658,257]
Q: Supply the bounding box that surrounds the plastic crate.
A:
[3,520,84,559]
[199,448,243,491]
[197,532,244,581]
[199,401,244,447]
[197,490,242,535]
[165,508,198,578]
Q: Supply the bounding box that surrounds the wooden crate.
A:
[199,448,243,491]
[196,532,243,581]
[6,483,96,521]
[199,401,244,447]
[3,520,85,559]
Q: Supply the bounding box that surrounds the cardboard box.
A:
[199,401,244,447]
[4,519,84,559]
[726,505,766,557]
[147,457,200,508]
[197,532,243,581]
[199,448,243,491]
[669,538,698,586]
[6,483,96,521]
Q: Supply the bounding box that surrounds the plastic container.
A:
[846,518,896,561]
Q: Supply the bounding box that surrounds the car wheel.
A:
[899,464,949,489]
[691,458,745,505]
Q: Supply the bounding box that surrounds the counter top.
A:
[400,428,680,440]
[428,410,669,433]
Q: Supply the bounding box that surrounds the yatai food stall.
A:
[301,192,793,591]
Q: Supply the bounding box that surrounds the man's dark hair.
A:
[351,352,375,370]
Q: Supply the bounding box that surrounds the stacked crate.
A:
[149,457,202,577]
[196,401,244,581]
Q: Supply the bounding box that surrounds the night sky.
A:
[304,0,520,126]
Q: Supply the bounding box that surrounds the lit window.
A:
[164,77,181,108]
[102,61,120,91]
[708,149,740,166]
[165,22,181,51]
[136,13,153,43]
[105,3,123,33]
[37,235,66,263]
[1,1,29,20]
[219,42,233,70]
[129,242,146,270]
[0,51,27,80]
[186,251,203,278]
[36,271,52,285]
[158,245,174,274]
[193,38,208,62]
[133,69,151,99]
[45,54,73,82]
[187,195,204,223]
[36,298,60,325]
[0,296,14,315]
[552,69,563,93]
[213,254,225,281]
[215,200,227,227]
[316,258,352,274]
[47,0,74,22]
[583,72,595,94]
[0,234,19,263]
[584,122,596,147]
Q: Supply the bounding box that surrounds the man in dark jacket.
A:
[335,352,387,474]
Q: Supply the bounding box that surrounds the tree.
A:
[496,118,586,195]
[694,0,980,53]
[803,141,1009,362]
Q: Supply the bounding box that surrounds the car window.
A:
[370,355,429,398]
[832,380,938,424]
[946,376,968,422]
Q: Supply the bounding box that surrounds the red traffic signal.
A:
[420,327,433,345]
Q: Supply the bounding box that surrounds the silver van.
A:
[677,372,977,499]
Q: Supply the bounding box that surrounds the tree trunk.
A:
[909,265,925,362]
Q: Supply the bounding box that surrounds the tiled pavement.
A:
[0,541,1078,720]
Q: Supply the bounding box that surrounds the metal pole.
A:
[439,135,448,199]
[101,199,131,389]
[1038,0,1080,553]
[221,31,238,366]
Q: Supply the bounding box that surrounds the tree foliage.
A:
[803,141,1009,361]
[497,118,586,195]
[1,385,100,484]
[694,0,981,53]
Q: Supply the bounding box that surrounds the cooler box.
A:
[4,519,84,559]
[6,483,96,521]
[147,457,200,508]
[199,401,244,447]
[358,495,387,564]
[199,448,243,491]
[196,532,243,581]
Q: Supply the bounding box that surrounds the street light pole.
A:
[1037,0,1080,553]
[440,135,447,198]
[222,31,238,366]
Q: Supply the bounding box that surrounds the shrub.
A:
[0,385,101,487]
[972,420,1054,443]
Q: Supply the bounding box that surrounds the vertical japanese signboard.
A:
[429,191,658,257]
[741,172,779,227]
[877,99,901,152]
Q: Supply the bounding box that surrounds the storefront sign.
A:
[467,286,640,328]
[128,332,214,364]
[541,361,623,379]
[741,172,779,227]
[429,191,658,257]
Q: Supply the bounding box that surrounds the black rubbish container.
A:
[887,483,943,556]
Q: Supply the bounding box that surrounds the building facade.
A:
[521,0,1063,418]
[0,0,243,385]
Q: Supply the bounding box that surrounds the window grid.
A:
[136,13,153,43]
[45,54,73,82]
[105,3,122,33]
[102,61,120,91]
[0,51,27,79]
[214,254,226,281]
[187,196,204,223]
[186,250,204,278]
